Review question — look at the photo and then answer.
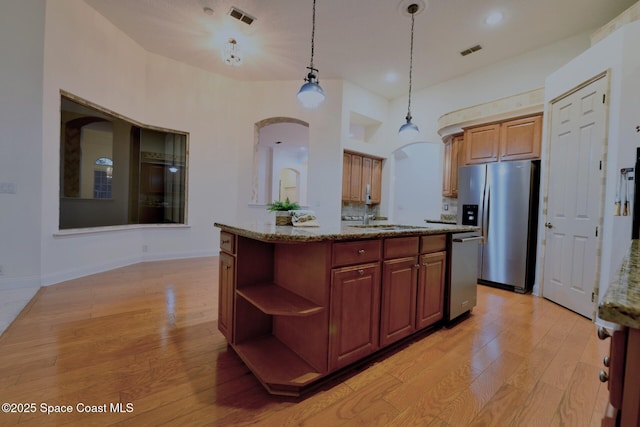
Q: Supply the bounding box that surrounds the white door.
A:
[542,75,608,318]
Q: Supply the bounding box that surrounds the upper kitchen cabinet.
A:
[499,115,542,161]
[463,114,542,165]
[443,133,463,197]
[342,150,382,204]
[464,123,500,164]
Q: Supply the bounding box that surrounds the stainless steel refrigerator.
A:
[457,160,540,293]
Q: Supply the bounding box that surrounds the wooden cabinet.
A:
[216,227,449,396]
[380,256,418,347]
[330,262,381,370]
[464,123,500,164]
[416,251,446,329]
[380,235,446,347]
[218,251,235,342]
[218,231,236,342]
[462,114,542,166]
[599,326,640,426]
[499,115,542,161]
[342,150,382,204]
[443,133,463,197]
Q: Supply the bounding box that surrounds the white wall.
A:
[542,21,640,309]
[0,0,46,333]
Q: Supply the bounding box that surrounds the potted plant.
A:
[267,198,300,225]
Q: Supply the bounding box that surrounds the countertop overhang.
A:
[214,221,479,243]
[599,239,640,329]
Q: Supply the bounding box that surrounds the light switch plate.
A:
[0,183,16,194]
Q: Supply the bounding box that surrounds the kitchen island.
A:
[598,240,640,426]
[214,221,477,396]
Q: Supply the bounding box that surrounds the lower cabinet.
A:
[417,251,446,329]
[330,262,381,371]
[380,257,418,347]
[218,251,235,342]
[216,229,448,396]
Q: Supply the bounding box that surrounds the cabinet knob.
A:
[599,370,609,383]
[603,356,610,367]
[358,249,366,255]
[414,264,420,269]
[224,265,230,270]
[222,239,230,244]
[357,269,364,276]
[597,327,611,340]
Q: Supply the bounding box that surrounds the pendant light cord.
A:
[406,9,415,119]
[309,0,317,73]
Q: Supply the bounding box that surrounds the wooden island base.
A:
[215,222,476,396]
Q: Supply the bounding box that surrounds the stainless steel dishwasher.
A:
[448,232,482,322]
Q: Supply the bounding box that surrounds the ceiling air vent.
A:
[229,7,256,25]
[460,44,482,57]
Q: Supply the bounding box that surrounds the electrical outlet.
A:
[443,203,449,211]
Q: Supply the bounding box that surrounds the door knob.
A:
[544,222,554,229]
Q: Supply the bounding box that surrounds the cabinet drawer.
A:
[220,231,235,253]
[421,235,447,253]
[332,240,381,267]
[384,237,419,259]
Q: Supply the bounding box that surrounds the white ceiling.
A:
[84,0,636,100]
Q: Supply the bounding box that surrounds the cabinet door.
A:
[499,115,542,161]
[361,156,373,201]
[442,139,453,197]
[218,251,235,342]
[349,154,363,202]
[416,251,445,329]
[330,263,381,371]
[380,257,418,347]
[342,152,352,201]
[451,134,463,196]
[371,159,382,204]
[464,123,500,164]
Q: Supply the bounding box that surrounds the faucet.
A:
[363,184,372,225]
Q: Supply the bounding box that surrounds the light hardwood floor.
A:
[0,257,609,426]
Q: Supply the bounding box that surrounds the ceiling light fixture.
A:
[297,0,325,109]
[485,11,503,26]
[398,3,420,140]
[222,38,242,66]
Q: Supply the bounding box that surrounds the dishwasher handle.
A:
[453,235,484,243]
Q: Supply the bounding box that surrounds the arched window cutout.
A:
[252,117,309,206]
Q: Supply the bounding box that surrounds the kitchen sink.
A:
[349,224,432,230]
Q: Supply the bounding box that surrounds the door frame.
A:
[537,70,610,318]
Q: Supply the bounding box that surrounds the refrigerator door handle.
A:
[481,185,489,243]
[485,187,490,242]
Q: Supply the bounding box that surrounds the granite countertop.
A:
[598,239,640,329]
[214,221,479,243]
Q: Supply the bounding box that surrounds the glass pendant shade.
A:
[398,116,419,140]
[168,165,178,174]
[297,77,325,109]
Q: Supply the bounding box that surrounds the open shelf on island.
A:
[237,283,324,316]
[234,335,323,396]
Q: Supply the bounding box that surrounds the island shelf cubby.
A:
[222,235,332,395]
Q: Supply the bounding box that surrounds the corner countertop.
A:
[599,239,640,329]
[214,221,479,243]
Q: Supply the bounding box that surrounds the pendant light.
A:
[297,0,325,108]
[169,137,178,174]
[398,3,420,140]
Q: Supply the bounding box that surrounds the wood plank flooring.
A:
[0,257,610,426]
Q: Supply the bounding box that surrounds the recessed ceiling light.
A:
[385,72,399,83]
[485,11,503,26]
